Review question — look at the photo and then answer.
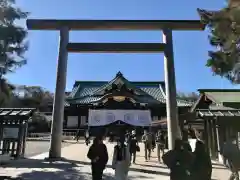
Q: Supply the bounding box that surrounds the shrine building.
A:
[63,72,192,134]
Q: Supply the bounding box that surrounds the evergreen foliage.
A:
[197,1,240,83]
[0,0,28,106]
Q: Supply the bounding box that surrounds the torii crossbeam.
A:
[27,19,204,159]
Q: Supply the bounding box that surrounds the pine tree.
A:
[0,0,28,106]
[198,1,240,83]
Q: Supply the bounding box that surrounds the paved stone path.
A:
[0,141,233,179]
[25,141,72,157]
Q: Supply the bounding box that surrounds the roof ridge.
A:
[74,80,164,84]
[91,73,154,96]
[198,89,240,92]
[68,84,81,98]
[90,76,118,95]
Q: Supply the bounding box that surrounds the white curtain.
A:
[88,109,152,126]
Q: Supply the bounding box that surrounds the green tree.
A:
[0,78,14,106]
[177,91,199,102]
[28,113,51,133]
[0,0,28,106]
[198,1,240,83]
[16,85,54,111]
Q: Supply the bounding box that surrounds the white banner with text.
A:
[88,109,152,126]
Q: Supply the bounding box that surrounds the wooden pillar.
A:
[237,131,239,148]
[211,119,217,159]
[21,121,28,157]
[215,118,225,163]
[204,119,209,153]
[207,119,213,157]
[49,27,69,159]
[162,29,181,150]
[16,125,23,158]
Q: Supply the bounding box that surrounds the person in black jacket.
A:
[192,140,212,180]
[75,129,81,142]
[129,131,138,164]
[156,131,165,163]
[162,139,194,180]
[87,136,109,180]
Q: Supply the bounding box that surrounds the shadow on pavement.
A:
[212,162,226,167]
[136,155,158,158]
[61,160,169,176]
[1,158,155,180]
[211,162,228,170]
[61,159,169,176]
[1,158,221,180]
[1,158,169,178]
[14,171,154,180]
[137,163,168,169]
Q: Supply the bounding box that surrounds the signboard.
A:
[88,109,151,126]
[3,127,19,139]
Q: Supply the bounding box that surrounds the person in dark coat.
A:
[162,139,194,180]
[85,130,90,146]
[125,131,131,144]
[223,136,240,180]
[129,131,138,164]
[156,130,165,163]
[183,141,192,152]
[192,140,212,180]
[87,136,109,180]
[109,131,114,142]
[152,132,156,152]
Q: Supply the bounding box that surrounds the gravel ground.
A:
[24,141,72,158]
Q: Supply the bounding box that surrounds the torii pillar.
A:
[163,29,181,149]
[49,27,69,158]
[26,19,204,157]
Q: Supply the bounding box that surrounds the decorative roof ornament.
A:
[113,96,126,102]
[116,71,123,77]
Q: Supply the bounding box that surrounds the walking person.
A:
[112,136,131,180]
[162,139,194,180]
[109,131,114,143]
[129,130,139,164]
[142,130,152,161]
[85,130,90,146]
[192,140,212,180]
[156,130,165,163]
[223,135,240,180]
[125,131,131,144]
[75,129,81,142]
[87,136,108,180]
[152,132,156,152]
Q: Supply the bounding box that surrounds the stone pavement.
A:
[0,141,233,180]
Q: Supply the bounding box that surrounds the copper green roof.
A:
[198,89,240,104]
[66,72,192,107]
[191,89,240,112]
[196,109,240,117]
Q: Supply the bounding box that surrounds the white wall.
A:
[67,116,78,127]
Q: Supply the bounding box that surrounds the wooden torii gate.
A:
[27,19,204,159]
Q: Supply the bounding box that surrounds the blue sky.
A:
[7,0,240,93]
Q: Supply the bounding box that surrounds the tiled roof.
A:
[198,89,240,104]
[68,97,101,104]
[66,72,192,107]
[208,104,236,110]
[196,109,240,117]
[0,108,35,116]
